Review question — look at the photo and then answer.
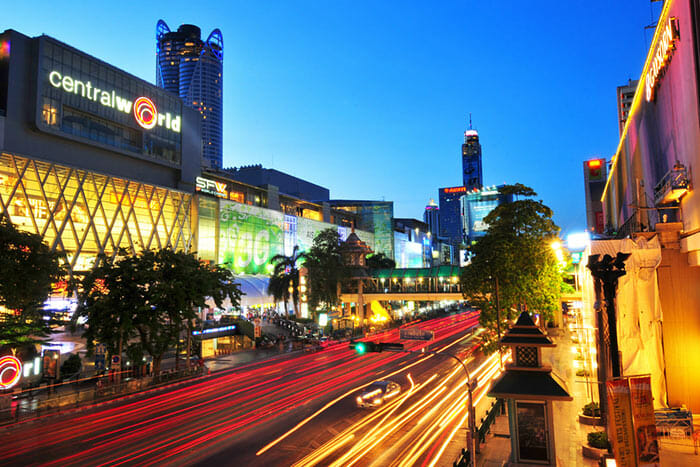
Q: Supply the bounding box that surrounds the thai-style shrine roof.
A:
[488,370,572,401]
[499,311,554,347]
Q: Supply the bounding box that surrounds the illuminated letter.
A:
[115,96,132,113]
[49,70,62,88]
[92,87,101,102]
[61,75,74,93]
[100,91,111,106]
[158,113,166,126]
[171,115,181,133]
[73,79,85,97]
[253,229,270,266]
[195,177,207,191]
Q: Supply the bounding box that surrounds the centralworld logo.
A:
[134,97,157,130]
[48,70,181,133]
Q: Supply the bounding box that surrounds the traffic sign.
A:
[95,343,106,355]
[400,328,434,341]
[111,355,121,368]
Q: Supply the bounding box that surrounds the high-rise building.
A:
[462,121,483,190]
[423,199,439,237]
[583,158,607,234]
[616,79,638,136]
[156,21,223,169]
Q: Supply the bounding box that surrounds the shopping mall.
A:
[0,29,381,314]
[586,0,700,413]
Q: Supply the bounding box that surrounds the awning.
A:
[205,274,275,309]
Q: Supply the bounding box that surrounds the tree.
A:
[461,184,562,354]
[0,215,65,356]
[304,229,349,314]
[366,252,396,269]
[74,248,242,374]
[268,245,306,316]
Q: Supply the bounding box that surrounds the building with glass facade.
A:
[156,21,223,170]
[460,185,512,245]
[327,200,394,260]
[462,128,483,191]
[0,29,200,276]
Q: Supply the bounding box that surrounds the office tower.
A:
[423,199,439,237]
[617,79,638,136]
[156,20,223,169]
[583,158,607,234]
[462,118,483,190]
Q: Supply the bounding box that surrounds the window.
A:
[42,97,59,126]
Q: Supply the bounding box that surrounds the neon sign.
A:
[645,17,679,102]
[0,355,22,390]
[443,186,467,194]
[196,176,228,198]
[48,71,181,133]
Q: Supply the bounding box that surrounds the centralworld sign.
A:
[48,70,181,133]
[645,17,680,102]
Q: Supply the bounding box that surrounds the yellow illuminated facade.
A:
[0,152,195,275]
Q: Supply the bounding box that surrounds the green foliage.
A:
[460,184,562,353]
[60,353,82,377]
[234,319,254,340]
[0,216,66,353]
[587,431,609,449]
[73,248,242,373]
[304,229,349,312]
[582,402,601,417]
[366,252,396,269]
[268,245,306,316]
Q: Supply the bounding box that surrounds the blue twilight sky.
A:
[4,1,661,235]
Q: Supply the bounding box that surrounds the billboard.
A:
[219,201,374,275]
[219,201,285,275]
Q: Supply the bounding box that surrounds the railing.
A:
[0,365,207,425]
[346,279,462,295]
[654,163,689,206]
[477,398,505,444]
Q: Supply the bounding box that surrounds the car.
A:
[356,380,401,408]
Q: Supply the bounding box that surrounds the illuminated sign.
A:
[0,355,22,390]
[645,17,679,102]
[48,70,181,132]
[196,176,228,198]
[443,186,467,194]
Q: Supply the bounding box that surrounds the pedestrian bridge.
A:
[339,265,464,303]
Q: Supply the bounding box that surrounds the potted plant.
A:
[578,401,603,426]
[582,430,610,459]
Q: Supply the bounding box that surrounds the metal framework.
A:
[0,152,194,275]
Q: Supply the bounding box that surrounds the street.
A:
[0,312,505,466]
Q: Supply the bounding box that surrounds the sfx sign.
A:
[195,177,245,202]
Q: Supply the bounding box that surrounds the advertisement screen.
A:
[219,201,285,274]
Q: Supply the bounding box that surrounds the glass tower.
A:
[462,128,483,190]
[156,21,223,169]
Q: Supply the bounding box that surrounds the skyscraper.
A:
[423,199,439,237]
[461,120,483,190]
[616,79,638,136]
[156,21,223,169]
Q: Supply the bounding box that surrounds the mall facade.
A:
[599,0,700,412]
[0,29,380,315]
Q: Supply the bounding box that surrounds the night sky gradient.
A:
[3,1,661,235]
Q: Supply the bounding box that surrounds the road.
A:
[0,311,505,466]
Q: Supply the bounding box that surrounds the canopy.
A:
[205,274,275,310]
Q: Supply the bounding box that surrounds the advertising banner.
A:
[607,379,637,467]
[630,376,660,466]
[219,201,285,275]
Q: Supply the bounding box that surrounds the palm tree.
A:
[268,245,307,316]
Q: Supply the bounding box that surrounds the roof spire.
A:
[469,113,472,130]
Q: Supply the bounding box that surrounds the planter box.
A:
[582,444,608,460]
[578,412,603,426]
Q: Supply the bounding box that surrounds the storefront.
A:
[0,30,201,277]
[601,0,700,412]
